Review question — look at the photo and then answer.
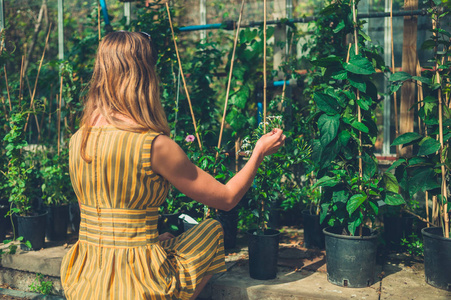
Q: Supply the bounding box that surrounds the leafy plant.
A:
[40,147,75,207]
[242,114,311,234]
[400,233,424,257]
[308,0,404,236]
[29,273,53,295]
[387,0,451,237]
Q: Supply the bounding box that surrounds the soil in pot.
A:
[247,228,280,280]
[324,227,379,288]
[16,211,48,251]
[383,213,414,251]
[302,210,325,249]
[46,204,69,241]
[422,226,451,291]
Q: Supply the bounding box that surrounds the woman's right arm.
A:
[151,129,285,211]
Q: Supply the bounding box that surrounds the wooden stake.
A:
[390,0,400,156]
[24,23,52,132]
[216,0,246,156]
[57,75,63,155]
[98,1,101,41]
[165,2,202,151]
[352,0,363,237]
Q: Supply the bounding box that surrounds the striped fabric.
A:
[61,126,227,300]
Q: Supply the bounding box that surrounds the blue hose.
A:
[99,0,110,25]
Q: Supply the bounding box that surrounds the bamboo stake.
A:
[57,75,63,155]
[165,2,202,151]
[390,0,399,156]
[216,0,246,156]
[24,23,52,132]
[3,66,11,112]
[98,1,101,41]
[260,0,268,232]
[263,0,267,134]
[352,0,363,237]
[19,56,25,105]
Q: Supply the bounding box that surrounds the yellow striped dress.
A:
[61,126,227,300]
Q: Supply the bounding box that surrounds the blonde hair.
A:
[80,31,170,162]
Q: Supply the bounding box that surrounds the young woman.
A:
[60,31,285,300]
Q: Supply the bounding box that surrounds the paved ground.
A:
[1,227,451,299]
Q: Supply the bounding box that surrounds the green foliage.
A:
[29,273,53,295]
[242,111,311,234]
[400,233,424,257]
[40,148,75,207]
[306,0,403,236]
[387,1,451,235]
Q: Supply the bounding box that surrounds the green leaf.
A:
[332,190,348,204]
[313,175,340,188]
[229,92,248,109]
[417,137,441,156]
[333,20,345,33]
[383,172,399,193]
[313,93,342,115]
[331,70,347,80]
[318,114,340,147]
[421,39,436,50]
[338,130,351,148]
[320,203,329,224]
[387,158,405,172]
[357,97,372,111]
[348,74,367,93]
[369,201,379,215]
[385,192,406,205]
[391,132,422,146]
[25,241,32,249]
[351,121,369,133]
[346,194,367,215]
[409,168,440,197]
[345,55,375,75]
[412,76,431,85]
[311,55,341,67]
[389,72,412,82]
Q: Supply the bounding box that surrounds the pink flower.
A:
[185,135,195,143]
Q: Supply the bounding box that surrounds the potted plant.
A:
[387,1,451,290]
[40,147,75,241]
[307,0,405,287]
[3,111,47,251]
[242,114,311,280]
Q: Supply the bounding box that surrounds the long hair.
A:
[80,31,170,162]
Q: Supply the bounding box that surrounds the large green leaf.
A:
[387,158,406,172]
[348,74,367,93]
[417,137,441,156]
[357,96,372,111]
[351,121,369,133]
[385,192,406,205]
[383,172,399,193]
[391,132,422,146]
[313,93,342,115]
[345,55,375,75]
[362,152,377,180]
[409,168,440,197]
[313,175,340,188]
[319,114,341,147]
[229,91,248,109]
[389,72,412,82]
[332,190,348,204]
[346,194,367,215]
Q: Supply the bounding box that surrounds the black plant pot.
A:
[158,212,183,236]
[46,205,69,241]
[69,202,81,234]
[324,227,379,288]
[16,211,48,251]
[216,208,239,250]
[247,229,280,280]
[383,213,414,250]
[302,210,325,249]
[0,205,10,242]
[422,227,451,291]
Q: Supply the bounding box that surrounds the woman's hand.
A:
[158,232,175,242]
[253,128,286,159]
